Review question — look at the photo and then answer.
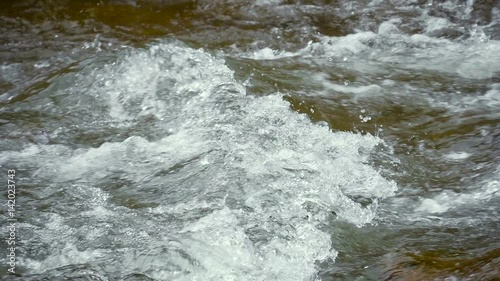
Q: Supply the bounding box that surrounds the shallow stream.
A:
[1,0,499,280]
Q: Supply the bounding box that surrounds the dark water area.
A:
[1,0,499,280]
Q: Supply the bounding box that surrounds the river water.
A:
[0,0,499,280]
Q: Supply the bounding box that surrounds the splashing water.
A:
[1,42,396,280]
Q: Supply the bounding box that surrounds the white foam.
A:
[434,83,500,114]
[444,151,471,160]
[415,198,449,214]
[424,17,455,33]
[324,83,383,97]
[254,0,285,6]
[1,41,397,280]
[304,32,377,58]
[248,47,297,60]
[285,20,500,80]
[413,166,499,218]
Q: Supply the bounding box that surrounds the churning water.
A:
[0,0,499,280]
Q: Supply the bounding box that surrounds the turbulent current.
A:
[0,0,499,280]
